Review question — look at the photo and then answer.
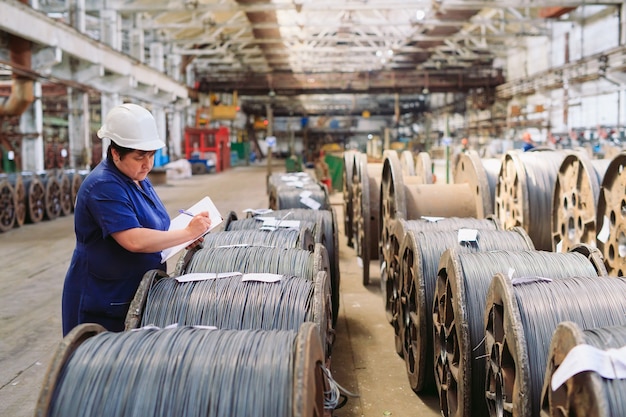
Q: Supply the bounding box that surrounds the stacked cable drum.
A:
[494,148,567,250]
[20,171,46,224]
[0,174,17,232]
[36,323,326,417]
[352,152,382,285]
[551,152,610,252]
[230,208,341,326]
[267,172,330,211]
[174,244,333,356]
[342,151,358,248]
[397,227,534,394]
[379,150,496,323]
[540,321,626,417]
[386,217,500,337]
[483,274,626,417]
[433,247,606,417]
[595,152,626,275]
[7,173,27,228]
[414,152,434,184]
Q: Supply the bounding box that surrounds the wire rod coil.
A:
[433,248,603,417]
[484,274,626,417]
[453,150,497,216]
[36,322,326,417]
[415,152,434,184]
[595,151,626,275]
[342,151,359,248]
[384,216,501,331]
[540,321,626,417]
[398,227,534,393]
[352,152,382,285]
[551,152,610,252]
[0,175,17,232]
[201,227,315,252]
[495,149,567,250]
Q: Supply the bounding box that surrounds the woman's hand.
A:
[186,211,212,239]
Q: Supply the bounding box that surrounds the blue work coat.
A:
[62,158,169,335]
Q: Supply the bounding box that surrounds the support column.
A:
[169,110,183,159]
[19,81,44,172]
[67,88,91,169]
[99,93,119,159]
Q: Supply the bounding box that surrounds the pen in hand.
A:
[179,209,195,217]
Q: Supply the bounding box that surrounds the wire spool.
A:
[36,322,326,417]
[201,227,315,252]
[38,171,62,221]
[268,172,330,211]
[494,149,567,250]
[415,152,434,184]
[66,169,86,212]
[221,210,239,231]
[483,274,626,417]
[398,227,534,394]
[551,152,610,253]
[595,152,626,275]
[401,150,416,176]
[352,152,382,285]
[433,248,604,417]
[7,173,26,227]
[540,321,626,417]
[0,175,17,232]
[21,171,45,224]
[342,151,358,248]
[385,216,501,336]
[452,150,497,216]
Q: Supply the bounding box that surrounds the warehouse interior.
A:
[3,0,626,417]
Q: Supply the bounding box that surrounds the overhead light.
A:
[268,90,276,97]
[416,10,426,21]
[422,87,430,94]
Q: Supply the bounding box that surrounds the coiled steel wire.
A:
[201,227,314,251]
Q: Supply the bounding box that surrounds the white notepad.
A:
[161,196,223,263]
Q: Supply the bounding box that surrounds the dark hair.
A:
[107,141,151,160]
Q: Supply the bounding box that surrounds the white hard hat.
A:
[97,103,165,151]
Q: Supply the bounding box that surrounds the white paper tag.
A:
[175,272,243,283]
[551,344,626,390]
[241,273,283,283]
[259,217,301,229]
[300,190,313,199]
[556,240,563,253]
[597,215,610,243]
[301,196,322,210]
[508,267,515,280]
[243,208,274,215]
[192,325,218,330]
[458,228,478,243]
[381,261,387,273]
[357,257,363,268]
[511,276,553,285]
[216,243,250,248]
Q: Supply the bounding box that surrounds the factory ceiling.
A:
[0,0,622,116]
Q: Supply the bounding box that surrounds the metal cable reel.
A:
[551,152,610,253]
[36,322,327,417]
[540,321,626,417]
[397,227,534,394]
[433,247,604,417]
[384,216,500,326]
[342,151,358,248]
[495,149,567,251]
[483,274,626,417]
[352,152,382,285]
[0,175,17,232]
[595,152,626,275]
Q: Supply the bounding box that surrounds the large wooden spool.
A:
[551,152,610,252]
[21,172,46,224]
[35,322,326,417]
[415,152,434,184]
[401,150,416,176]
[342,151,358,248]
[596,152,626,275]
[352,152,382,285]
[0,175,17,232]
[9,173,27,227]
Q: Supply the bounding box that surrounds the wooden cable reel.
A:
[352,152,381,285]
[494,149,567,251]
[0,175,17,232]
[21,172,46,224]
[540,321,626,417]
[453,150,497,216]
[53,170,73,216]
[9,173,27,226]
[433,246,607,417]
[342,151,358,248]
[36,322,326,417]
[39,171,62,221]
[595,152,626,275]
[401,150,416,176]
[551,152,610,253]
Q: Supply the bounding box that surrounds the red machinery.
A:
[183,126,231,174]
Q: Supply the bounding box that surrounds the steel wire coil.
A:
[384,216,500,328]
[398,227,534,393]
[595,152,626,275]
[0,175,17,232]
[267,172,329,211]
[541,321,626,417]
[434,247,605,417]
[201,227,315,251]
[551,152,610,252]
[484,274,626,417]
[37,323,326,417]
[495,149,567,250]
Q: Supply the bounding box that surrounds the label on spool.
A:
[258,217,301,230]
[176,272,243,282]
[357,257,363,268]
[597,216,610,243]
[421,216,444,222]
[243,208,274,215]
[241,273,283,283]
[458,228,478,243]
[556,240,563,252]
[551,344,626,390]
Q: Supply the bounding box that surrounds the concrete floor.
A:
[0,161,440,417]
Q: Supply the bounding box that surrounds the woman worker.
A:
[61,103,211,336]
